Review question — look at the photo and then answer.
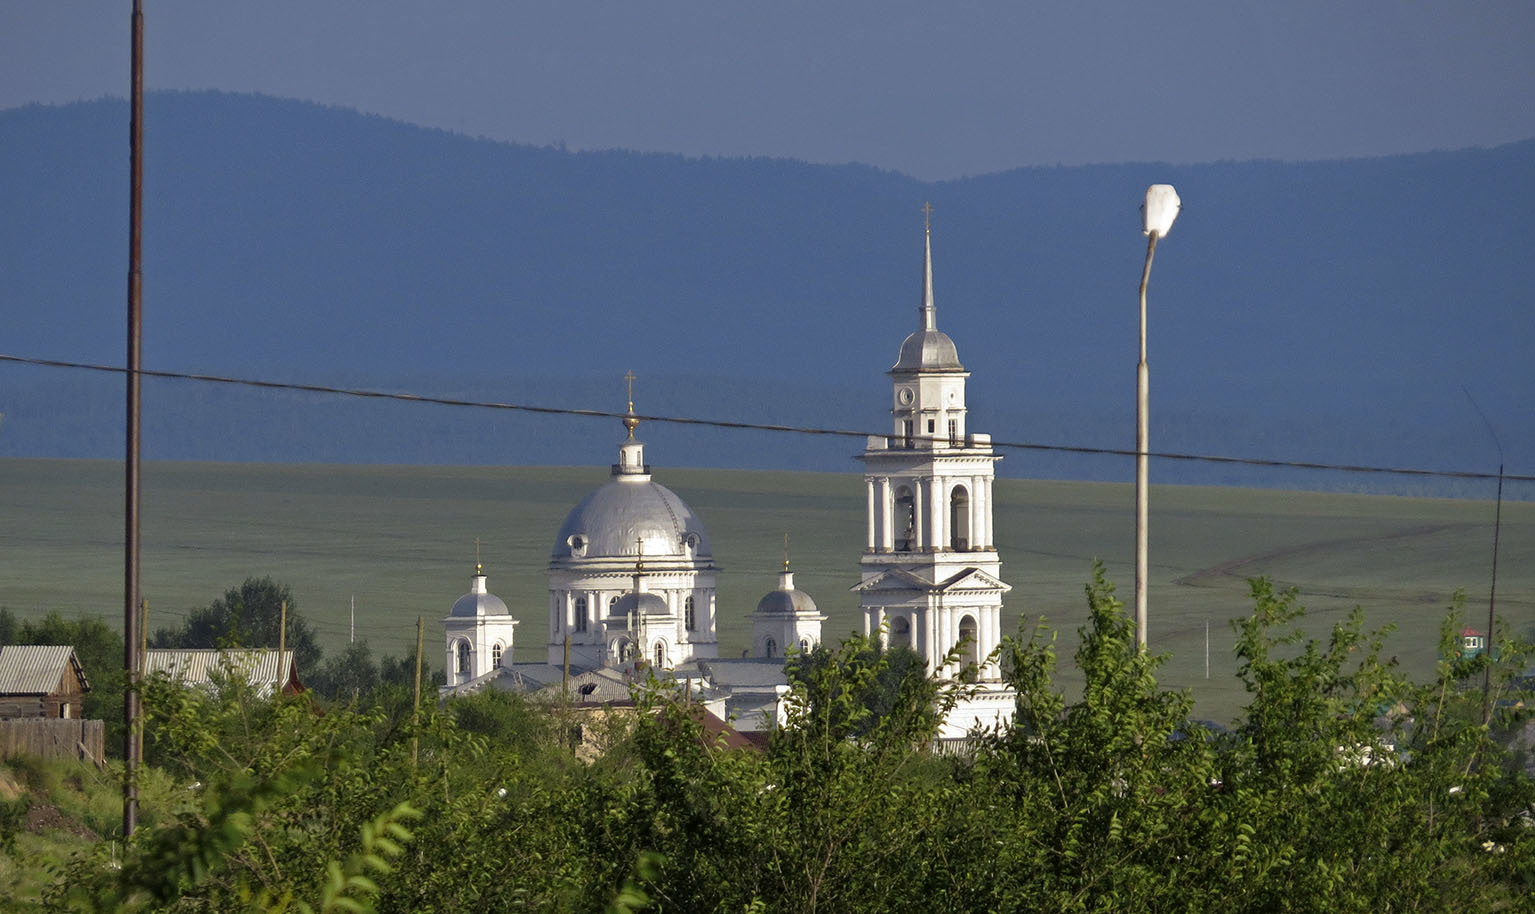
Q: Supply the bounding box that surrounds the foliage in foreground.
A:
[6,570,1532,913]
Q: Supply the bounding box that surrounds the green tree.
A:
[311,640,381,701]
[152,577,323,673]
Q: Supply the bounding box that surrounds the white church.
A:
[442,221,1015,738]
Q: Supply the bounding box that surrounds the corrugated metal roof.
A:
[0,645,79,695]
[144,649,294,698]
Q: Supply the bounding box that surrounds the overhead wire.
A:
[1,352,1529,484]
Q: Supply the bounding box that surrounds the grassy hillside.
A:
[1,458,1529,722]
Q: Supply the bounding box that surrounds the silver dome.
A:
[892,328,964,373]
[755,587,818,616]
[449,589,509,618]
[551,478,712,560]
[609,591,671,618]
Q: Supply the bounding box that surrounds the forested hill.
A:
[1,92,1531,495]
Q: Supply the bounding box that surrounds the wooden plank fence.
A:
[0,718,105,765]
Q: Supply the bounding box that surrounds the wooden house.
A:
[0,645,90,719]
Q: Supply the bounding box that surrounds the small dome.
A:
[450,574,509,617]
[551,478,712,560]
[892,328,964,373]
[609,591,670,617]
[754,571,818,616]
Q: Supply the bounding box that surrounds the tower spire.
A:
[920,202,937,331]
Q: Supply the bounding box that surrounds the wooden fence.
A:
[0,718,105,765]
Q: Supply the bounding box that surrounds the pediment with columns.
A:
[851,565,1011,595]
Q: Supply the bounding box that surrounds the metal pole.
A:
[1482,463,1504,725]
[1134,232,1158,652]
[411,616,423,770]
[123,0,145,839]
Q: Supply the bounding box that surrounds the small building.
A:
[1460,628,1488,660]
[144,649,304,698]
[0,645,90,719]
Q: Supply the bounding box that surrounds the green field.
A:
[1,458,1530,722]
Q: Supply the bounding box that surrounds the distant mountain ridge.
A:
[1,91,1530,496]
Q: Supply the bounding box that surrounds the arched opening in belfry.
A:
[958,615,979,681]
[764,637,778,658]
[890,616,911,650]
[894,486,916,551]
[654,641,667,668]
[456,640,471,676]
[950,485,971,551]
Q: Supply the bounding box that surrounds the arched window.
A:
[575,596,589,632]
[890,616,911,650]
[764,637,778,658]
[958,615,979,681]
[950,485,971,551]
[654,641,666,668]
[798,638,811,655]
[895,486,916,552]
[456,640,471,675]
[491,643,503,667]
[684,595,696,631]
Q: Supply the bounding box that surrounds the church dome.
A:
[892,328,963,373]
[551,477,712,560]
[609,591,671,618]
[449,572,509,617]
[754,570,818,616]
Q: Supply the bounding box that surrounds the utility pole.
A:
[123,0,146,840]
[412,617,424,770]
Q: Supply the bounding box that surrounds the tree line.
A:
[4,570,1534,911]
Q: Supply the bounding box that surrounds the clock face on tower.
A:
[897,387,915,406]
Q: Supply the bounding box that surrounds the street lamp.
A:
[1136,184,1180,652]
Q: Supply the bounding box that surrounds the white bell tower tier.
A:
[853,217,1014,737]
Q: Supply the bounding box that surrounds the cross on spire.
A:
[623,369,640,439]
[474,537,482,575]
[783,533,791,572]
[922,201,934,232]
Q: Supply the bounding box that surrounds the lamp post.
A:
[1136,184,1180,652]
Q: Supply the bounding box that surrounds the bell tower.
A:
[854,213,1011,711]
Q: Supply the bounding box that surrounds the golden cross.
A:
[783,533,791,572]
[475,537,482,574]
[624,369,636,412]
[922,201,934,231]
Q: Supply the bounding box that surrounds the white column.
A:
[971,475,983,550]
[983,476,994,549]
[865,477,876,551]
[878,478,893,551]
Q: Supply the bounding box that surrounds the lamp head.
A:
[1142,184,1181,238]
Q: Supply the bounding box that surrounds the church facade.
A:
[442,220,1015,738]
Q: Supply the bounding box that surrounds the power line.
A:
[1,352,1529,484]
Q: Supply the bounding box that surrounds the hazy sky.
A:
[6,2,1534,179]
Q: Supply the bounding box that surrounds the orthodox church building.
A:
[442,219,1014,738]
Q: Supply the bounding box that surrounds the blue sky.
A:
[6,2,1534,179]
